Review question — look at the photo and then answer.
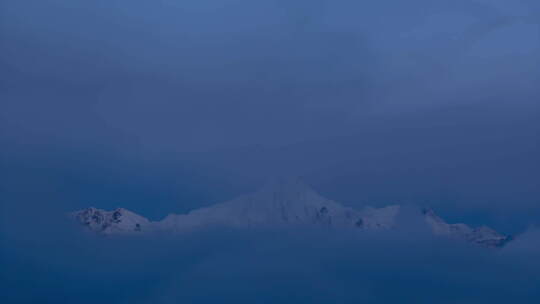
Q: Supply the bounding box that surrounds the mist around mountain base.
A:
[2,198,540,304]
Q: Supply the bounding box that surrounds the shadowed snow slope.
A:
[71,177,511,247]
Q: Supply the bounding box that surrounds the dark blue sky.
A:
[1,0,538,228]
[0,1,539,302]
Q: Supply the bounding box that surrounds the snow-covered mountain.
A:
[71,177,511,248]
[422,208,512,248]
[71,207,153,235]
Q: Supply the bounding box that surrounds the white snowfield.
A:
[71,178,512,248]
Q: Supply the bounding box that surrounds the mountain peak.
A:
[256,176,320,201]
[71,207,151,235]
[70,182,511,248]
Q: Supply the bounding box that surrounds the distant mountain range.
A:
[71,177,512,248]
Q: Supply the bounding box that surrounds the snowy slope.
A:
[70,207,152,235]
[423,208,512,248]
[158,177,367,232]
[71,178,511,247]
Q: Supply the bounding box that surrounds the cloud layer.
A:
[1,1,539,302]
[2,210,540,304]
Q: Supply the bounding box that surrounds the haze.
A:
[1,1,539,303]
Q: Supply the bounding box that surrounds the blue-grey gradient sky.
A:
[1,1,539,303]
[2,0,538,227]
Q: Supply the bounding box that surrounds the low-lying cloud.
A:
[1,0,539,302]
[2,204,540,304]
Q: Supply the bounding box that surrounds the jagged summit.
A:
[70,179,511,248]
[422,208,512,247]
[70,207,151,235]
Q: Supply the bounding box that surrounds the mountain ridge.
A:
[71,178,512,248]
